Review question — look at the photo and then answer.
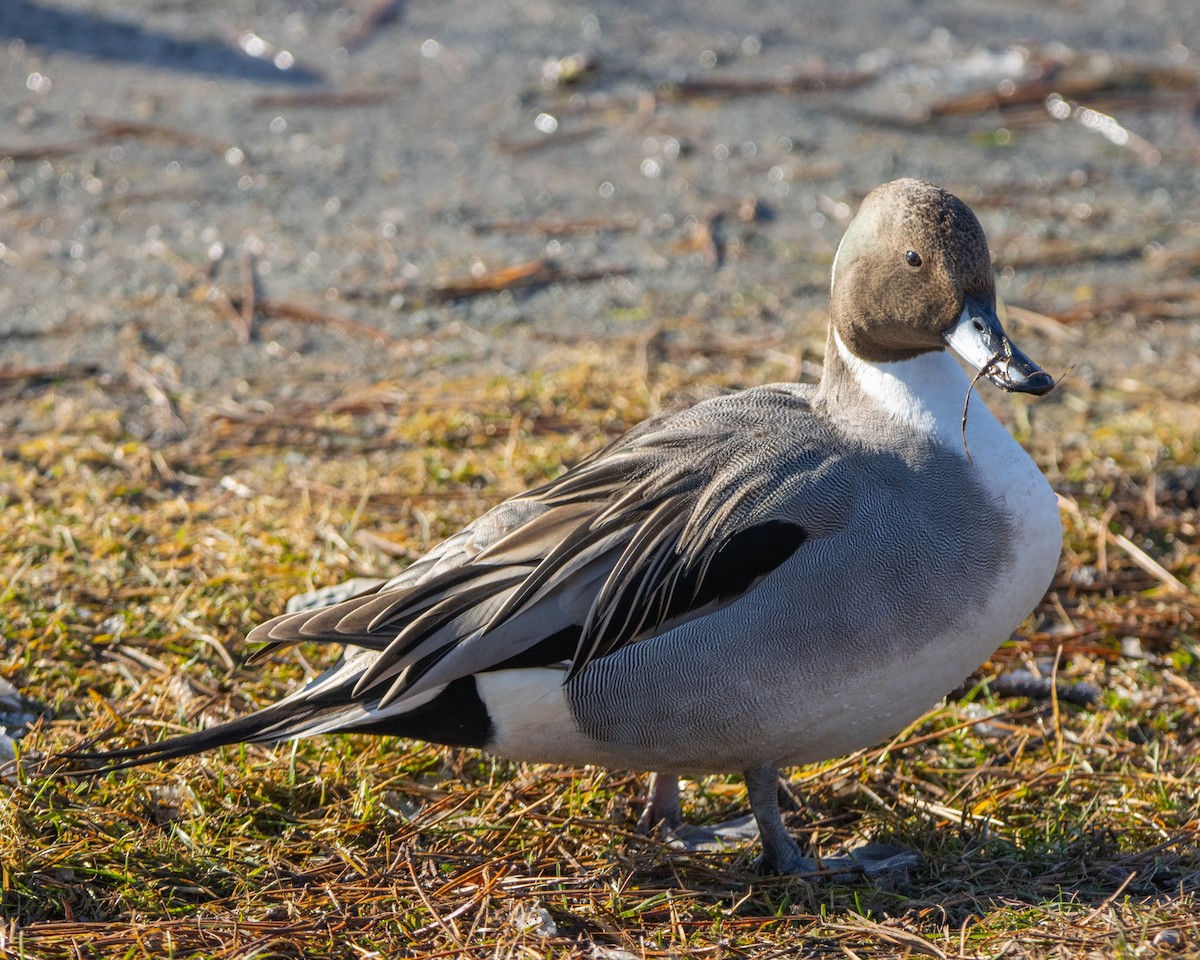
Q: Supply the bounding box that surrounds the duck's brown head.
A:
[830,178,1052,395]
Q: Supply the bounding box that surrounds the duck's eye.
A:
[905,250,923,268]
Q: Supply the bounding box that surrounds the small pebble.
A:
[1152,929,1184,951]
[1121,636,1146,658]
[513,905,557,937]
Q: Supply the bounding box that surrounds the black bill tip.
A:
[989,346,1055,396]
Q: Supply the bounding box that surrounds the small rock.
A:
[1068,564,1098,587]
[0,727,31,785]
[512,905,557,938]
[1152,929,1185,951]
[590,948,639,960]
[1158,465,1200,509]
[1121,636,1145,659]
[380,790,424,821]
[0,677,46,732]
[0,677,23,707]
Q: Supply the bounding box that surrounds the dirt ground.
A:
[3,0,1200,432]
[3,1,1200,957]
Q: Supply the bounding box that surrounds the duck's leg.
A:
[648,773,761,850]
[744,764,816,873]
[637,771,683,833]
[745,764,924,877]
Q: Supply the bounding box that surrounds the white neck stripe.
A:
[832,329,991,455]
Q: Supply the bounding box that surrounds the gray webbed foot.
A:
[835,842,925,877]
[666,813,760,851]
[762,842,924,881]
[743,765,922,880]
[750,839,923,881]
[639,774,762,850]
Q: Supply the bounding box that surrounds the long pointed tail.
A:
[61,577,483,774]
[62,682,355,774]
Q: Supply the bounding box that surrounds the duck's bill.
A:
[943,295,1055,396]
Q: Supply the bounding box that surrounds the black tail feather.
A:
[61,686,354,774]
[62,713,285,773]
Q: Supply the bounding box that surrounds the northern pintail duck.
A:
[78,179,1062,876]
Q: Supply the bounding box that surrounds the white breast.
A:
[831,329,1061,585]
[781,333,1062,763]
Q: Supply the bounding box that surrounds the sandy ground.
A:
[1,0,1200,441]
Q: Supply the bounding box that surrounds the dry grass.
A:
[1,336,1198,959]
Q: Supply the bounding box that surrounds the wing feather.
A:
[255,384,827,709]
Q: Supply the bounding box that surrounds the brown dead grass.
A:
[1,335,1198,959]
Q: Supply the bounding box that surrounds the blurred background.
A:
[3,0,1199,441]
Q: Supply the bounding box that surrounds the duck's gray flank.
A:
[70,178,1062,878]
[565,384,1014,772]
